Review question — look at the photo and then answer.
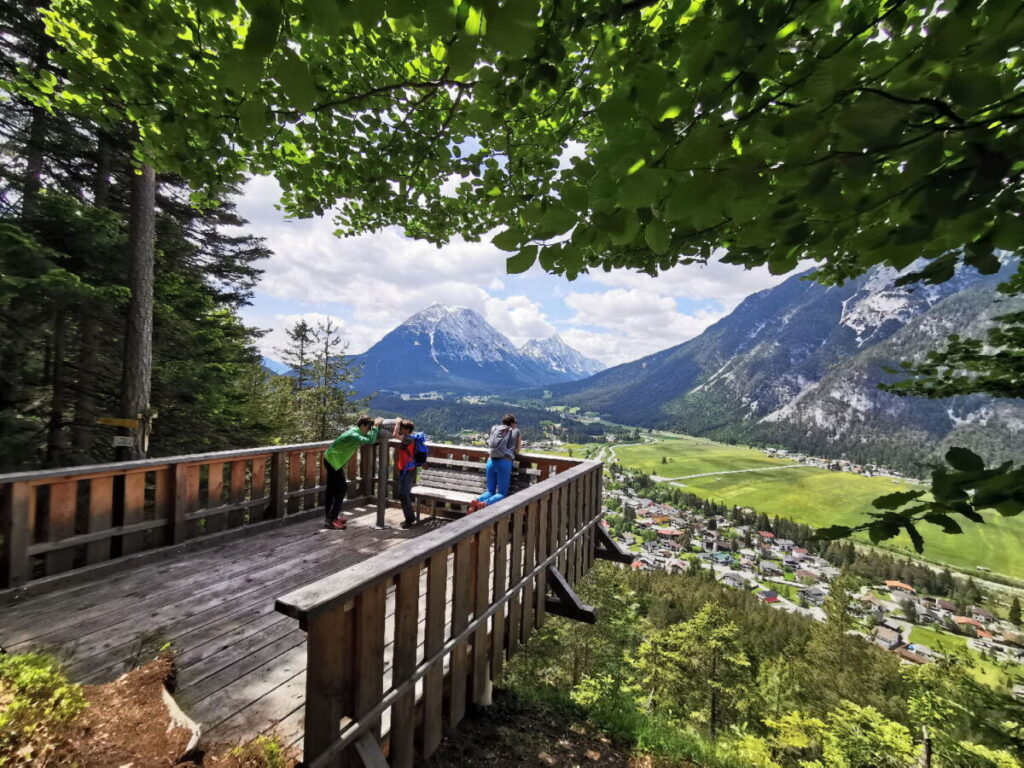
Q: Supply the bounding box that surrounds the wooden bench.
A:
[408,456,537,518]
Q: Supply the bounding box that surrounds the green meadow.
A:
[612,436,1024,581]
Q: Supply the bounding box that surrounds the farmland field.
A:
[611,435,1024,580]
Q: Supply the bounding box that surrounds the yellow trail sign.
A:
[97,416,141,429]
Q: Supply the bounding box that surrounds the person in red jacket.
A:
[392,418,421,529]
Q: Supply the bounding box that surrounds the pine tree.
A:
[1009,597,1021,627]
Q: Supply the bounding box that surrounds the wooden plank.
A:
[420,550,447,758]
[206,462,226,534]
[120,472,147,556]
[304,451,319,511]
[153,468,173,546]
[359,445,373,497]
[355,582,387,740]
[520,502,537,646]
[269,453,286,520]
[389,567,420,768]
[228,460,247,530]
[85,476,113,565]
[2,481,33,588]
[287,452,301,516]
[448,538,472,726]
[555,479,568,576]
[46,480,77,575]
[490,515,508,681]
[304,599,352,768]
[472,525,492,705]
[536,495,549,630]
[250,457,267,523]
[507,507,524,655]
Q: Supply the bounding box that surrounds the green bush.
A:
[0,653,86,765]
[228,735,290,768]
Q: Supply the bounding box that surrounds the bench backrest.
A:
[415,456,533,494]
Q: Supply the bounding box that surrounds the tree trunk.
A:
[709,653,718,742]
[44,313,67,466]
[93,130,113,207]
[119,162,156,460]
[21,105,47,219]
[71,314,99,462]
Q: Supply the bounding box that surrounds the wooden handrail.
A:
[277,458,605,767]
[276,460,598,621]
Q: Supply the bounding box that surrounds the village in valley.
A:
[601,466,1024,700]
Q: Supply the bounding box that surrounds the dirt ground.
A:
[418,690,637,768]
[56,654,197,767]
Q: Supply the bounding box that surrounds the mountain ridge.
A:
[349,304,603,395]
[541,263,1022,474]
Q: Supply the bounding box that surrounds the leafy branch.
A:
[817,448,1024,553]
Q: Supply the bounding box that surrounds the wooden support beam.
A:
[354,732,389,768]
[594,524,634,564]
[544,565,596,624]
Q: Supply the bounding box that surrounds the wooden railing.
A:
[0,436,585,592]
[0,440,380,590]
[275,457,605,768]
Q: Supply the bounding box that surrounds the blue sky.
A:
[232,176,791,367]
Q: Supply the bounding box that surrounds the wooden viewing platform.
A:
[0,432,628,765]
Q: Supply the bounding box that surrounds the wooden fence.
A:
[0,438,585,593]
[275,458,608,768]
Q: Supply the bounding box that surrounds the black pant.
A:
[324,460,348,521]
[398,469,416,523]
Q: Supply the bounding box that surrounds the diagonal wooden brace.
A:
[354,731,389,768]
[594,524,635,564]
[544,566,597,624]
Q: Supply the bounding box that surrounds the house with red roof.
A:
[953,616,984,630]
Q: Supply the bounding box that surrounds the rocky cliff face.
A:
[546,263,1022,473]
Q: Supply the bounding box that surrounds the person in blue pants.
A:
[468,414,522,513]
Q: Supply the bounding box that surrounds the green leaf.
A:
[506,245,537,274]
[868,519,900,544]
[945,446,984,472]
[645,218,669,254]
[447,37,478,76]
[923,513,963,535]
[274,55,319,112]
[904,522,925,553]
[237,98,268,142]
[815,525,853,540]
[871,490,925,510]
[491,228,524,251]
[540,205,577,236]
[242,5,282,61]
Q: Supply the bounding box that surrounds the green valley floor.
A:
[611,434,1024,581]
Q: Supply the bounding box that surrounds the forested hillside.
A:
[0,2,363,471]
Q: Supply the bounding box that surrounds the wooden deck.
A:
[0,502,443,752]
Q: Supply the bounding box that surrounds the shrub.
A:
[0,653,86,766]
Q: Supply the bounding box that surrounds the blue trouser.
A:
[477,458,513,505]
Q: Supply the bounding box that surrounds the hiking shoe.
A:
[466,500,485,514]
[324,519,347,530]
[400,520,417,530]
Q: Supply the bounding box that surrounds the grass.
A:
[612,436,1024,580]
[908,626,1017,691]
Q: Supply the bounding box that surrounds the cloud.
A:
[588,259,793,312]
[233,176,801,368]
[560,288,727,366]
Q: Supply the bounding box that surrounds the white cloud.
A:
[588,258,793,311]
[560,288,727,366]
[233,176,802,368]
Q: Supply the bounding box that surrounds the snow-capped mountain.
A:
[544,262,1022,473]
[351,304,598,395]
[520,335,606,378]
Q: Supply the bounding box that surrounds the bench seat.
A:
[407,456,530,518]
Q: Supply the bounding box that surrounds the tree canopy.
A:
[14,0,1024,542]
[27,0,1023,283]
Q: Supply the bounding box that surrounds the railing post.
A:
[2,481,32,589]
[304,601,355,768]
[269,450,286,519]
[169,462,190,540]
[375,424,390,529]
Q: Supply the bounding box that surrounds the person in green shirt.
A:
[323,415,382,529]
